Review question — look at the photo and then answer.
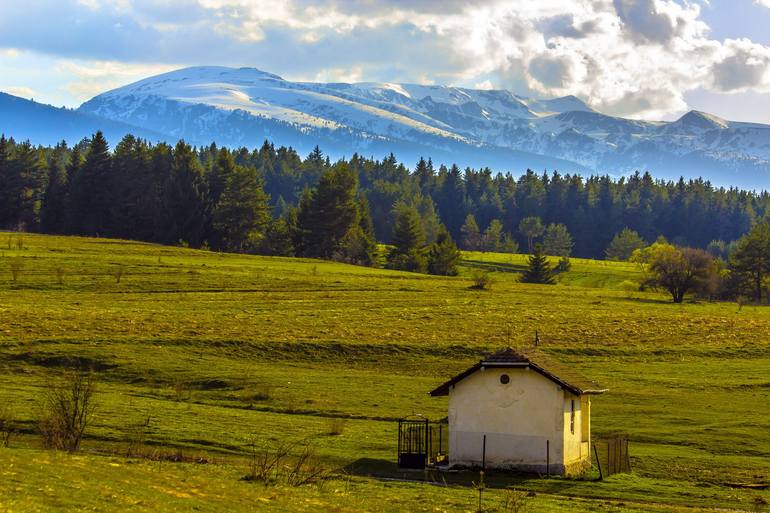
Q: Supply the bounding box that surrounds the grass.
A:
[0,233,768,512]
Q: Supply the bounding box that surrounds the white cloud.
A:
[474,79,494,90]
[55,60,178,101]
[3,0,770,120]
[754,0,770,8]
[4,86,36,98]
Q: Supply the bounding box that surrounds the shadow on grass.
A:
[460,259,526,274]
[341,457,598,491]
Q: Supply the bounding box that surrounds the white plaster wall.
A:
[447,367,564,471]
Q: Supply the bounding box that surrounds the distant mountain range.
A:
[3,66,770,188]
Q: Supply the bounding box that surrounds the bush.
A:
[39,372,97,452]
[245,385,273,402]
[500,489,530,513]
[326,417,348,436]
[555,256,571,272]
[244,437,333,487]
[469,270,492,290]
[9,258,24,282]
[618,280,639,293]
[0,405,14,448]
[54,266,65,285]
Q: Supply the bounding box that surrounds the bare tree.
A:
[39,372,97,452]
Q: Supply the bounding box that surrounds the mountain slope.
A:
[4,65,770,187]
[76,66,770,188]
[0,92,164,146]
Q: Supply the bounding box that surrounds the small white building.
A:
[429,348,606,475]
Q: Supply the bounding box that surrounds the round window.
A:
[500,374,510,384]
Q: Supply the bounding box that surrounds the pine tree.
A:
[294,163,359,259]
[0,135,13,228]
[211,164,270,252]
[482,219,504,252]
[68,132,112,235]
[605,228,646,261]
[387,205,427,272]
[427,227,461,276]
[729,222,770,302]
[165,141,208,247]
[542,223,574,257]
[520,245,555,284]
[460,214,482,250]
[40,144,70,234]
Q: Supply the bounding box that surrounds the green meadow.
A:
[0,232,768,512]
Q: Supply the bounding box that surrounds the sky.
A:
[2,0,770,123]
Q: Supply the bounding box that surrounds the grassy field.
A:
[0,232,768,512]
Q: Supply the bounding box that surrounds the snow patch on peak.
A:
[673,110,730,130]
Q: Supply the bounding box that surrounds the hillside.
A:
[0,233,768,511]
[0,92,164,146]
[75,66,770,188]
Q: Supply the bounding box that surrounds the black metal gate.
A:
[397,417,448,469]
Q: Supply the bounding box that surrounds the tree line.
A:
[2,131,770,267]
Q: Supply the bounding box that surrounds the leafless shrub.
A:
[244,437,333,487]
[124,415,152,457]
[0,405,15,447]
[15,234,24,250]
[326,417,348,436]
[10,258,24,282]
[39,372,97,452]
[54,266,65,285]
[500,489,530,513]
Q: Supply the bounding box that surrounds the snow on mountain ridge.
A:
[77,66,770,187]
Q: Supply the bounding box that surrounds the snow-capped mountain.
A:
[21,66,770,187]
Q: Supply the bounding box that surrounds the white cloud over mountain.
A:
[2,0,770,120]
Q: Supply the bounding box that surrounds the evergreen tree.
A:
[482,219,504,252]
[68,132,112,235]
[605,228,646,261]
[0,135,12,228]
[542,223,573,257]
[211,164,271,252]
[520,245,555,284]
[294,163,360,259]
[519,216,544,253]
[460,214,482,250]
[40,144,70,234]
[165,141,208,247]
[386,205,427,272]
[261,216,295,256]
[427,227,461,276]
[729,222,770,302]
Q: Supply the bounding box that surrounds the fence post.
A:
[593,442,603,480]
[546,439,550,477]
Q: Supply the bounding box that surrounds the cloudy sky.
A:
[2,0,770,122]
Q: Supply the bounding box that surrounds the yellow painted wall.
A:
[562,392,589,466]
